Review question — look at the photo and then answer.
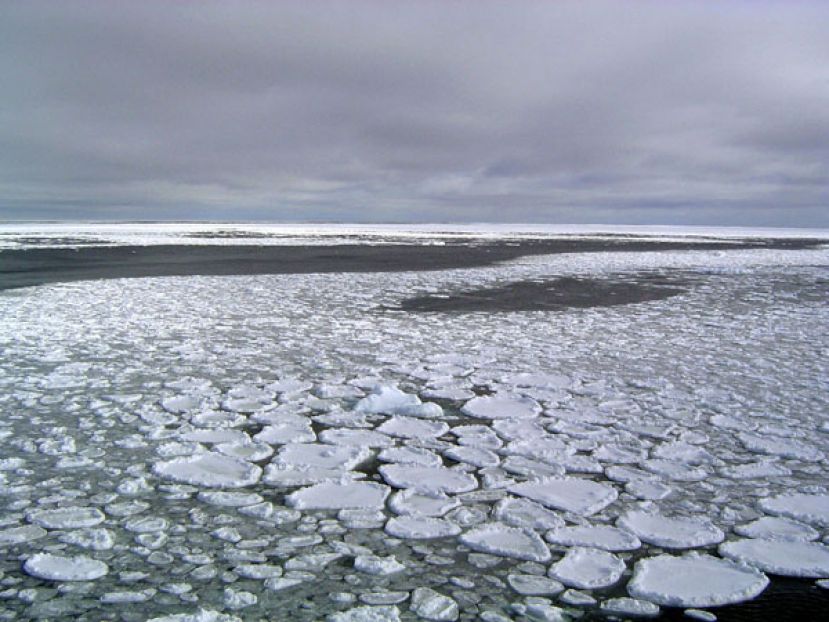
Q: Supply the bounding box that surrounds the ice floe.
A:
[153,453,261,488]
[379,464,478,495]
[459,522,551,562]
[547,547,626,589]
[23,553,109,581]
[719,538,829,577]
[617,510,724,549]
[734,516,819,541]
[26,506,105,529]
[759,493,829,527]
[384,516,461,539]
[461,395,541,420]
[627,553,769,607]
[286,481,390,510]
[545,525,641,551]
[509,477,618,516]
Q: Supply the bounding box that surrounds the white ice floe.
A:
[737,433,822,462]
[547,547,625,589]
[320,429,394,448]
[459,522,551,562]
[599,597,660,618]
[378,446,443,467]
[759,493,829,527]
[388,490,460,517]
[59,528,115,550]
[617,510,724,549]
[545,525,641,551]
[23,553,109,581]
[509,477,618,516]
[197,491,263,507]
[180,429,250,444]
[410,587,459,622]
[625,479,673,501]
[719,461,792,479]
[329,605,401,622]
[376,416,448,439]
[379,464,477,495]
[273,443,372,471]
[506,574,564,596]
[353,555,405,575]
[493,497,565,531]
[384,516,461,539]
[153,453,262,488]
[0,524,47,545]
[214,441,273,462]
[286,481,390,510]
[148,610,241,622]
[626,553,769,607]
[461,395,541,420]
[719,539,829,577]
[443,445,500,468]
[734,516,819,541]
[254,420,316,445]
[354,386,441,418]
[26,506,105,529]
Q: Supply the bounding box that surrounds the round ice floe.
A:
[502,456,565,479]
[379,464,477,495]
[388,490,460,517]
[180,429,250,444]
[153,453,261,488]
[505,437,573,462]
[461,395,540,420]
[735,516,819,541]
[627,553,769,607]
[737,433,821,462]
[376,416,448,439]
[719,539,829,577]
[443,445,500,468]
[502,372,570,389]
[640,459,707,482]
[23,553,109,581]
[286,481,390,510]
[254,421,315,445]
[329,605,401,622]
[617,511,724,549]
[718,461,791,479]
[625,479,673,501]
[385,516,461,539]
[548,547,625,589]
[508,477,618,516]
[274,443,371,471]
[320,428,394,448]
[161,395,202,413]
[0,524,47,545]
[494,497,565,531]
[599,597,660,618]
[353,386,421,414]
[214,441,274,462]
[546,525,641,551]
[651,442,714,465]
[759,493,829,527]
[148,609,242,622]
[378,446,443,467]
[60,528,115,551]
[26,506,105,529]
[459,522,551,562]
[507,574,564,596]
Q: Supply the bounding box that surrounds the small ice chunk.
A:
[625,479,673,501]
[354,555,405,575]
[735,516,819,541]
[509,477,618,516]
[546,525,641,551]
[234,564,283,579]
[548,547,625,589]
[627,553,769,607]
[377,417,448,439]
[459,522,551,562]
[379,465,477,495]
[759,493,829,527]
[180,429,250,444]
[254,421,316,445]
[0,524,47,545]
[507,574,564,596]
[444,446,499,468]
[410,587,459,622]
[197,491,264,507]
[59,528,115,551]
[214,441,273,462]
[378,446,443,466]
[354,386,420,414]
[617,511,724,549]
[388,490,460,517]
[599,597,660,618]
[148,610,241,622]
[27,506,105,529]
[385,516,461,539]
[719,539,829,578]
[286,481,390,510]
[719,461,791,479]
[23,553,109,581]
[153,453,261,488]
[461,395,540,420]
[329,605,401,622]
[494,497,565,531]
[320,428,394,448]
[559,589,597,606]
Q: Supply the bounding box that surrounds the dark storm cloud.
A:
[1,0,828,225]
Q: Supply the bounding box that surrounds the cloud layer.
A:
[1,1,828,225]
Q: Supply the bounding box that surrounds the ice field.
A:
[1,227,828,621]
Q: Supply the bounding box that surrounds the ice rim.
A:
[0,227,827,620]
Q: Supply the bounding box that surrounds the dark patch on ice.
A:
[397,273,692,313]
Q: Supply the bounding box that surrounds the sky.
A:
[1,1,828,226]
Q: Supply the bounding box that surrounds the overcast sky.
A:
[1,1,828,226]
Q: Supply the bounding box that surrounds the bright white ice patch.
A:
[461,395,540,420]
[547,547,625,589]
[286,481,390,510]
[26,506,105,529]
[627,553,769,607]
[384,516,461,540]
[23,553,109,581]
[759,493,829,527]
[719,539,829,577]
[617,511,724,549]
[379,464,477,495]
[545,525,641,551]
[459,522,551,562]
[509,477,618,516]
[153,453,262,488]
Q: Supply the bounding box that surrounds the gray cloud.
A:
[1,0,828,225]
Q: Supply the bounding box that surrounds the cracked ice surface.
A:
[0,238,827,619]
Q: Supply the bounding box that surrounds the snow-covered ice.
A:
[509,477,618,516]
[23,553,109,581]
[459,523,551,562]
[547,547,626,589]
[153,453,261,488]
[719,539,829,577]
[286,481,390,510]
[617,510,725,549]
